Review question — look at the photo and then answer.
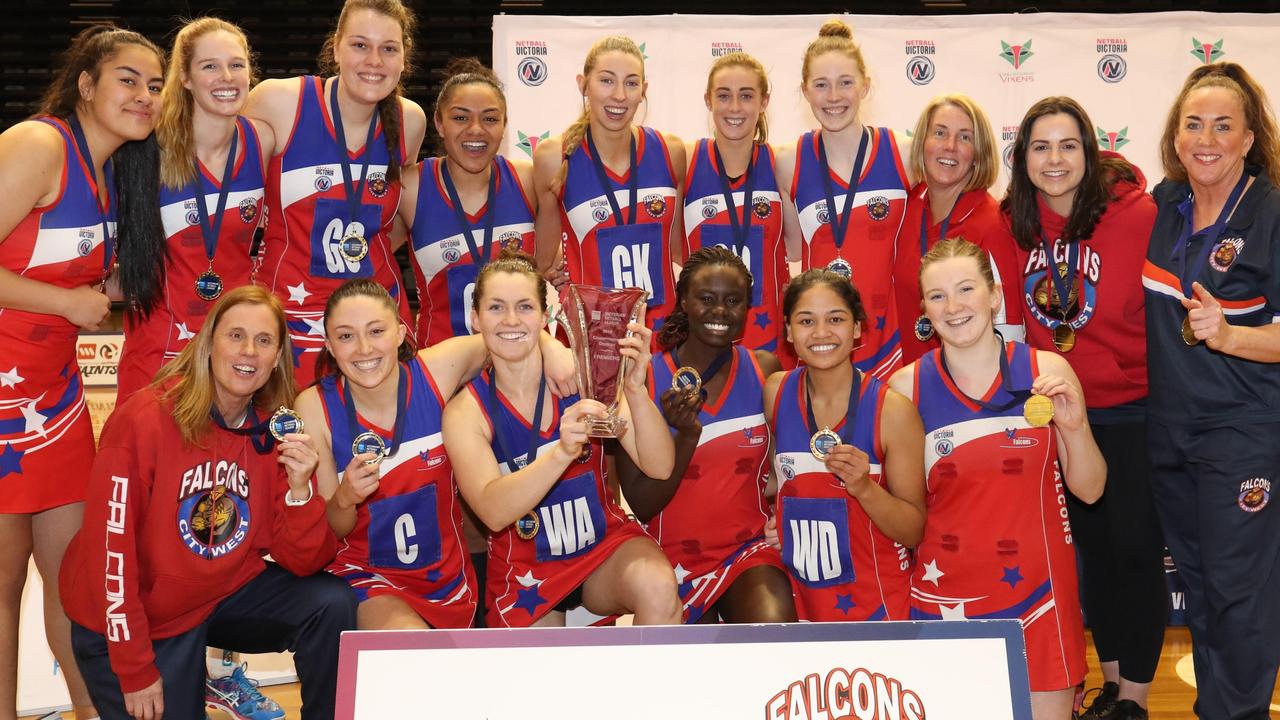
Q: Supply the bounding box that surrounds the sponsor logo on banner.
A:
[1096,37,1128,83]
[710,41,743,57]
[516,129,550,158]
[514,40,549,86]
[1096,126,1130,151]
[764,668,926,720]
[1190,37,1224,64]
[77,333,123,387]
[904,40,936,85]
[1000,124,1019,170]
[998,39,1035,83]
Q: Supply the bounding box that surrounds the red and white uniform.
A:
[647,346,783,623]
[0,116,107,512]
[316,357,476,627]
[117,117,266,401]
[682,140,787,355]
[59,385,337,693]
[467,371,647,627]
[908,342,1085,691]
[261,76,411,387]
[771,368,911,621]
[791,128,909,378]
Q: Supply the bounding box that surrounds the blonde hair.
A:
[705,51,770,145]
[557,35,645,185]
[154,285,296,446]
[158,18,254,190]
[1160,62,1280,186]
[801,20,867,86]
[908,94,998,193]
[918,237,995,297]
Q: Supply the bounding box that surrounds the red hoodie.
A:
[1002,153,1156,408]
[60,385,337,693]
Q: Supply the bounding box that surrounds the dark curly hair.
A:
[656,246,752,349]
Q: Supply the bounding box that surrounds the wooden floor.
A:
[27,627,1279,719]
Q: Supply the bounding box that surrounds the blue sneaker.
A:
[205,662,285,720]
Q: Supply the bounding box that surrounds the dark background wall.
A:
[4,0,1276,149]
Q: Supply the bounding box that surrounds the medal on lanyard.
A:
[330,79,380,263]
[817,127,869,279]
[192,124,240,301]
[346,364,408,465]
[485,370,548,540]
[670,346,732,396]
[1176,172,1249,346]
[1039,235,1081,352]
[805,369,861,461]
[210,405,275,453]
[937,331,1052,427]
[711,142,755,259]
[913,192,960,342]
[441,159,498,268]
[68,116,115,285]
[268,406,304,441]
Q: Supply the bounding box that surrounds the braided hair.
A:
[657,246,752,349]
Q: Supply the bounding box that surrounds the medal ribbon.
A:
[937,331,1027,413]
[1039,234,1080,323]
[670,345,733,392]
[803,368,862,446]
[440,159,498,268]
[817,127,869,255]
[192,122,240,271]
[209,405,274,454]
[585,127,639,227]
[486,369,548,475]
[68,116,115,277]
[1175,171,1249,296]
[919,191,960,257]
[711,142,755,256]
[343,363,409,459]
[330,79,380,228]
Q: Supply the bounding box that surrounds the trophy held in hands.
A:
[557,284,649,438]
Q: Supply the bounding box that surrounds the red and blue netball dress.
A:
[894,185,1021,364]
[409,156,534,348]
[261,77,410,387]
[682,140,786,354]
[117,117,266,402]
[0,116,112,512]
[907,341,1084,691]
[317,357,476,628]
[467,369,646,627]
[647,345,783,623]
[560,127,677,334]
[770,368,911,621]
[791,128,909,378]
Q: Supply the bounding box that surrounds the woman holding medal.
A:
[893,93,1022,365]
[0,25,166,719]
[1143,63,1280,719]
[763,269,925,622]
[1000,97,1164,720]
[681,52,788,359]
[295,278,573,629]
[532,35,685,338]
[887,239,1104,720]
[60,285,352,720]
[402,58,535,348]
[617,247,795,624]
[244,0,424,387]
[443,251,682,627]
[117,18,273,404]
[774,20,912,379]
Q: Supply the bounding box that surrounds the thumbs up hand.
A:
[1179,282,1231,350]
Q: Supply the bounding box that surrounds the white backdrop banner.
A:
[493,12,1280,195]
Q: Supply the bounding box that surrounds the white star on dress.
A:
[673,563,693,586]
[287,282,311,305]
[920,559,945,586]
[515,570,542,588]
[0,367,24,389]
[939,603,968,620]
[175,322,195,341]
[20,399,48,437]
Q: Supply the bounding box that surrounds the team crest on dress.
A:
[239,198,258,224]
[1210,237,1244,272]
[816,200,831,225]
[499,231,523,252]
[367,171,389,198]
[753,196,772,219]
[866,196,891,221]
[443,248,461,263]
[1238,477,1270,513]
[934,438,953,456]
[643,193,667,218]
[77,238,93,257]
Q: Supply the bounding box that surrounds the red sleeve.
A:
[267,466,338,576]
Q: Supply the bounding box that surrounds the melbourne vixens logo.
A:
[515,130,550,159]
[175,460,252,559]
[1023,240,1101,334]
[1096,127,1130,152]
[1000,39,1034,69]
[1190,37,1224,64]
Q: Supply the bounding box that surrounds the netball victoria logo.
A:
[514,40,548,86]
[1190,37,1225,64]
[904,40,936,86]
[1096,37,1128,83]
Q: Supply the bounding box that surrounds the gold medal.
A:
[810,427,841,461]
[1023,393,1054,427]
[340,229,369,262]
[671,366,702,394]
[351,431,388,464]
[1181,315,1199,346]
[1052,323,1076,353]
[268,406,304,441]
[514,511,540,540]
[913,314,934,342]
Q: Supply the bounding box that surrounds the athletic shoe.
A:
[1110,699,1149,720]
[205,663,286,720]
[1076,681,1119,719]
